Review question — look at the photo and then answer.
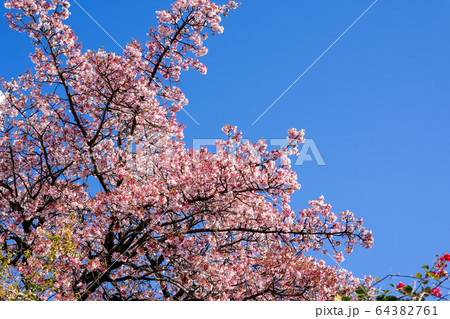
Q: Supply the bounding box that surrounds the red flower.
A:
[443,254,450,261]
[431,287,440,296]
[396,282,405,289]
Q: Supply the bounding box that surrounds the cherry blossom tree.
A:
[0,0,374,300]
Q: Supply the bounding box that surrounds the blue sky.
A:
[1,0,449,285]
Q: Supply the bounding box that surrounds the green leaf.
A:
[342,296,352,301]
[384,295,398,301]
[422,265,429,270]
[404,285,413,294]
[415,272,422,279]
[355,286,367,296]
[422,287,431,293]
[355,286,369,300]
[376,295,398,301]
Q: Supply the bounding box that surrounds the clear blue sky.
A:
[1,0,449,283]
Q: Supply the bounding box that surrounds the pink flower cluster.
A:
[427,254,449,279]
